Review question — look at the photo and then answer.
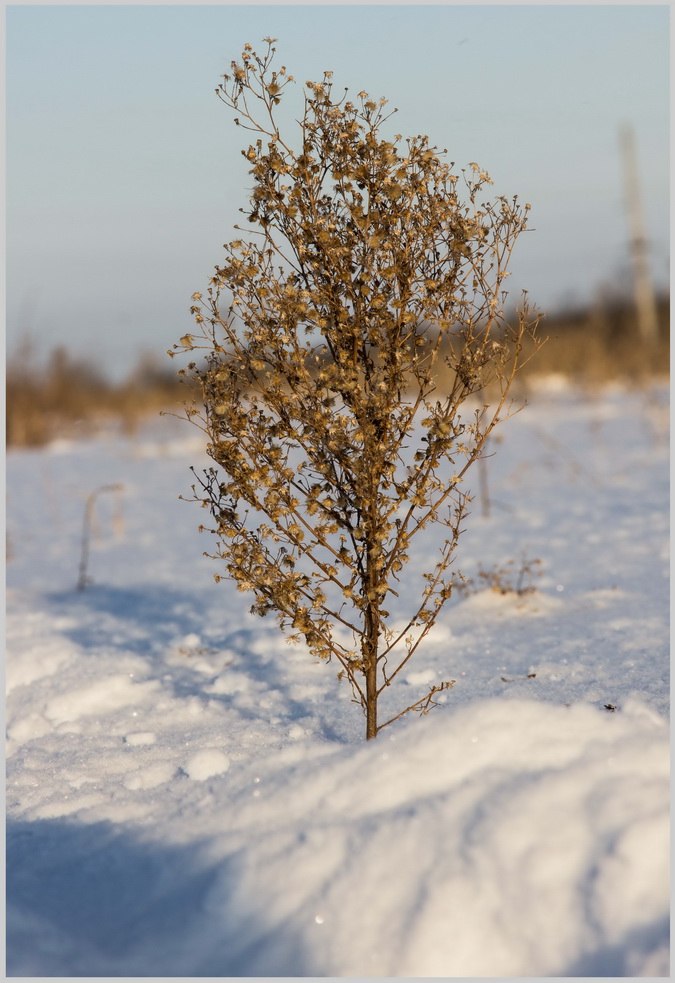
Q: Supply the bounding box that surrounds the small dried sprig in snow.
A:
[174,39,540,740]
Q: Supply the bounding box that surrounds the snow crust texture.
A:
[6,382,670,977]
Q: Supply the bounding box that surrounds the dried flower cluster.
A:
[172,40,539,739]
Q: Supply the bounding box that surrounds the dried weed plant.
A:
[171,40,540,739]
[460,554,544,598]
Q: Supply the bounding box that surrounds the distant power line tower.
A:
[619,125,659,345]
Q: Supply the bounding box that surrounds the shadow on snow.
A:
[44,583,350,741]
[6,815,316,977]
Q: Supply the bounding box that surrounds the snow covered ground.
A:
[6,378,670,977]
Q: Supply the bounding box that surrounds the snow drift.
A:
[7,698,669,977]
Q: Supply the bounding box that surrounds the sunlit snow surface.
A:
[6,380,669,977]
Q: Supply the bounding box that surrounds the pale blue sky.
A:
[6,3,670,378]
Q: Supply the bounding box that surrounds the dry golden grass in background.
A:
[6,340,199,447]
[6,293,669,449]
[516,294,670,389]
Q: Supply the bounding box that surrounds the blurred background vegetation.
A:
[6,293,670,449]
[6,340,199,447]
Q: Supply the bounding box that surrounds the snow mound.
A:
[7,699,668,977]
[183,748,231,781]
[187,698,668,978]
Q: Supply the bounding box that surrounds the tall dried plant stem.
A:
[172,39,540,740]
